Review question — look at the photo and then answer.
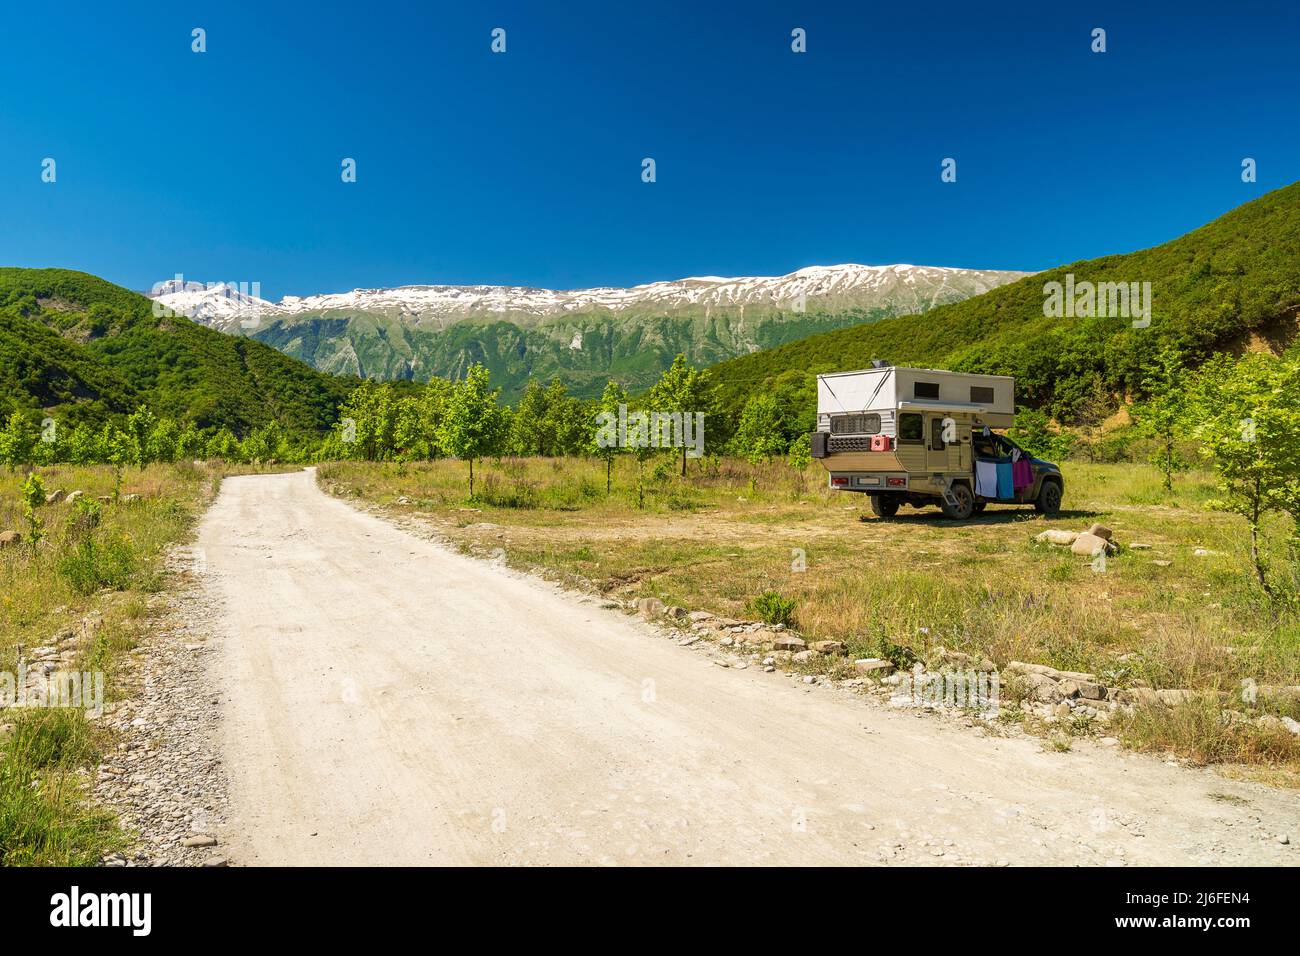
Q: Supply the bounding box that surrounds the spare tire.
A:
[940,483,975,521]
[870,494,900,518]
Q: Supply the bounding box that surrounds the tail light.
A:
[887,477,906,487]
[831,476,849,486]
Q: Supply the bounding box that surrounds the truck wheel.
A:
[1034,479,1063,515]
[870,495,900,518]
[940,483,975,520]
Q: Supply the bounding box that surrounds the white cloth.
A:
[975,460,999,497]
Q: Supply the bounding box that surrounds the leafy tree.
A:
[124,406,157,469]
[439,363,505,497]
[647,354,714,476]
[591,379,628,493]
[1007,407,1075,462]
[176,421,205,460]
[1131,347,1189,491]
[544,381,590,457]
[67,423,98,464]
[21,472,45,509]
[509,380,551,456]
[338,382,399,461]
[393,378,451,460]
[731,393,789,465]
[20,473,46,548]
[241,421,285,463]
[205,427,241,461]
[786,432,812,470]
[32,417,62,465]
[1186,352,1300,597]
[0,411,38,471]
[147,417,180,463]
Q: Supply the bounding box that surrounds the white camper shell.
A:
[810,365,1063,520]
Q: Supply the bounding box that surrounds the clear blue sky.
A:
[1,0,1296,298]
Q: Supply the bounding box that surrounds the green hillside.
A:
[707,182,1300,423]
[0,268,353,435]
[251,303,901,403]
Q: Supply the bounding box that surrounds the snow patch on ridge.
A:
[149,263,1032,333]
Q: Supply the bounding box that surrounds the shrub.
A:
[65,495,102,540]
[748,590,797,627]
[56,534,137,594]
[20,473,45,509]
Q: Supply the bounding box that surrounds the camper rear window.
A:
[830,414,880,435]
[914,382,940,399]
[898,413,923,443]
[970,385,995,404]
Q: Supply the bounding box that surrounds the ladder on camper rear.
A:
[936,476,961,509]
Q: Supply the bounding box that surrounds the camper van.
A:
[809,364,1063,520]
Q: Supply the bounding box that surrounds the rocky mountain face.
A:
[150,264,1030,399]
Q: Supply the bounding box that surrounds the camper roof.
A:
[817,365,1013,383]
[896,398,992,414]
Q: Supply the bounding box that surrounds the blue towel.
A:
[996,461,1013,499]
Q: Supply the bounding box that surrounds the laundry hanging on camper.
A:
[996,461,1014,499]
[975,460,999,498]
[1012,458,1033,492]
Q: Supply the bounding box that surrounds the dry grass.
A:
[0,460,243,864]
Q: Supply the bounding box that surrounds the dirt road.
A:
[198,470,1297,866]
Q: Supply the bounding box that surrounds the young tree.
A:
[1132,347,1189,491]
[20,473,46,548]
[439,363,505,497]
[0,411,38,471]
[205,427,241,461]
[241,421,285,463]
[510,380,552,456]
[647,354,713,476]
[399,377,452,460]
[786,432,812,470]
[730,393,789,465]
[591,379,628,494]
[1187,352,1300,597]
[339,382,400,461]
[32,416,61,465]
[125,406,157,470]
[544,381,590,457]
[147,417,180,463]
[67,422,98,464]
[176,421,206,460]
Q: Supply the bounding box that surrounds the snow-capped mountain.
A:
[150,264,1030,332]
[148,278,276,328]
[146,263,1030,399]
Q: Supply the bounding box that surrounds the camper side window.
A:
[898,413,923,443]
